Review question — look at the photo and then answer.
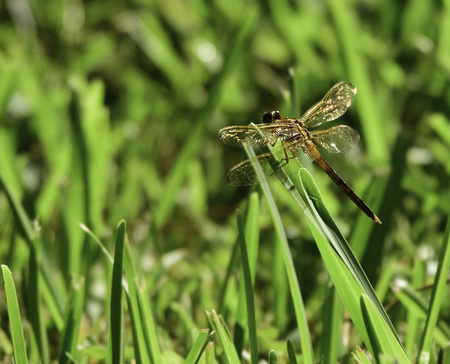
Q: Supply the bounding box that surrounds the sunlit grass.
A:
[0,0,449,362]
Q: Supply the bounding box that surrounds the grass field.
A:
[0,0,449,363]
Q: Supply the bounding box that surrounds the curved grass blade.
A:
[245,120,405,360]
[297,168,409,361]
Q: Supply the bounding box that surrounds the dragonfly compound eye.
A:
[262,111,282,124]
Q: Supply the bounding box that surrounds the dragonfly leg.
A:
[270,140,297,176]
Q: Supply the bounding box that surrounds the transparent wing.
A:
[226,140,311,186]
[310,125,360,153]
[219,123,299,147]
[301,82,357,129]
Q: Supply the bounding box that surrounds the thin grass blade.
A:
[108,220,126,364]
[236,211,258,364]
[2,265,28,364]
[244,146,314,364]
[418,217,450,356]
[58,277,85,364]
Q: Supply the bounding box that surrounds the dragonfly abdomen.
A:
[307,142,382,224]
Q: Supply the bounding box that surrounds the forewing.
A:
[219,123,299,147]
[302,82,357,128]
[310,125,360,153]
[226,153,280,186]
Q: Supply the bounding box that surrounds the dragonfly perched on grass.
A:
[219,81,382,224]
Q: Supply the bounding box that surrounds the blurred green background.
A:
[0,0,449,362]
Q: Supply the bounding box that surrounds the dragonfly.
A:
[219,81,382,224]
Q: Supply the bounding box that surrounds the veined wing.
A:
[226,139,307,186]
[219,123,299,147]
[310,125,360,153]
[301,82,357,129]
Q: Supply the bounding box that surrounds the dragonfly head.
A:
[262,110,282,124]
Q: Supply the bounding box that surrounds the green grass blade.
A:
[320,284,343,364]
[418,217,450,356]
[1,265,28,364]
[0,172,50,363]
[360,294,409,363]
[352,347,373,364]
[235,193,259,356]
[206,310,240,363]
[58,277,85,363]
[123,245,150,364]
[108,220,126,364]
[441,345,450,364]
[184,329,215,364]
[244,147,314,364]
[25,248,50,363]
[80,223,114,263]
[137,282,163,363]
[268,349,278,363]
[0,167,38,249]
[218,237,240,314]
[298,168,408,361]
[287,340,298,364]
[236,211,258,364]
[244,122,403,360]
